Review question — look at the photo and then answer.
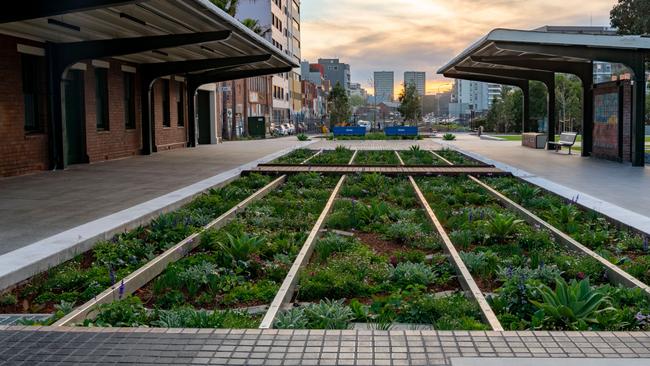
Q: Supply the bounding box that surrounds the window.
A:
[22,54,44,132]
[95,68,109,130]
[162,79,170,127]
[123,73,136,129]
[176,81,184,127]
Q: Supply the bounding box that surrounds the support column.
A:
[631,55,646,167]
[45,42,64,170]
[522,82,531,132]
[546,76,557,148]
[140,77,156,155]
[581,74,594,157]
[186,81,200,147]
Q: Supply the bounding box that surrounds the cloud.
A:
[301,0,615,94]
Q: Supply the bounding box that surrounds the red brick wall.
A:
[83,61,142,162]
[622,82,632,163]
[0,35,49,177]
[153,77,188,150]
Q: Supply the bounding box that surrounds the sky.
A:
[300,0,616,95]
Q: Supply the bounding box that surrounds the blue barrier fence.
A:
[384,126,418,136]
[332,126,367,136]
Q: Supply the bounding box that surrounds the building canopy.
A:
[0,0,298,75]
[438,28,649,166]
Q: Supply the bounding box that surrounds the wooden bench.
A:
[548,132,578,155]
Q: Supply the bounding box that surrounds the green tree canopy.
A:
[555,74,583,132]
[611,0,650,35]
[484,87,522,133]
[349,94,366,108]
[327,82,351,128]
[210,0,239,16]
[397,82,422,124]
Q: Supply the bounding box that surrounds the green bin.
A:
[248,116,266,139]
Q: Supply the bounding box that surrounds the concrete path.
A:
[0,137,306,255]
[0,326,648,365]
[442,134,650,233]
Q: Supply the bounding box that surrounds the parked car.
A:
[283,123,295,135]
[357,120,371,132]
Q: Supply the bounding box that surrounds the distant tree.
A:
[504,88,523,133]
[610,0,650,35]
[529,81,548,119]
[210,0,239,16]
[327,82,351,128]
[555,74,583,132]
[397,82,422,124]
[349,94,366,108]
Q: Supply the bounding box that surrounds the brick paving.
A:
[0,327,649,365]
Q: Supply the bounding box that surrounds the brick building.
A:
[0,0,296,177]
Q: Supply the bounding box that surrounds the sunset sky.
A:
[301,0,616,95]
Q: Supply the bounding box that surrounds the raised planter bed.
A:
[398,147,445,166]
[272,148,317,164]
[306,147,355,165]
[483,176,650,288]
[74,173,340,328]
[0,174,274,325]
[417,176,650,331]
[353,151,400,165]
[272,174,488,330]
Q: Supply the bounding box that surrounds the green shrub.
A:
[297,133,309,141]
[313,234,358,262]
[531,277,614,330]
[390,262,436,287]
[0,293,18,306]
[442,133,456,141]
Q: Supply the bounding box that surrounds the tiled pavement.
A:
[1,327,649,365]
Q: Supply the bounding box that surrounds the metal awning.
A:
[0,0,298,72]
[438,28,648,166]
[439,28,650,75]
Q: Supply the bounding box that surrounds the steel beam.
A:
[494,41,640,65]
[185,66,292,147]
[0,0,147,23]
[142,54,271,81]
[464,57,594,156]
[56,31,231,72]
[47,31,232,166]
[454,66,552,83]
[453,66,556,139]
[140,55,271,151]
[445,72,530,133]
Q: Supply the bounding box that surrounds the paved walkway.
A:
[441,134,650,234]
[0,327,648,365]
[0,137,305,255]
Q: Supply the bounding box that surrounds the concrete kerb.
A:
[437,141,650,236]
[0,141,315,292]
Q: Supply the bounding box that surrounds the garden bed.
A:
[273,174,488,330]
[271,149,316,164]
[435,148,486,166]
[79,173,340,328]
[398,147,445,166]
[417,176,650,331]
[306,147,355,165]
[353,151,400,165]
[0,174,274,324]
[483,176,650,287]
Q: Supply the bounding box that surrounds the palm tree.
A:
[210,0,239,16]
[241,18,263,35]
